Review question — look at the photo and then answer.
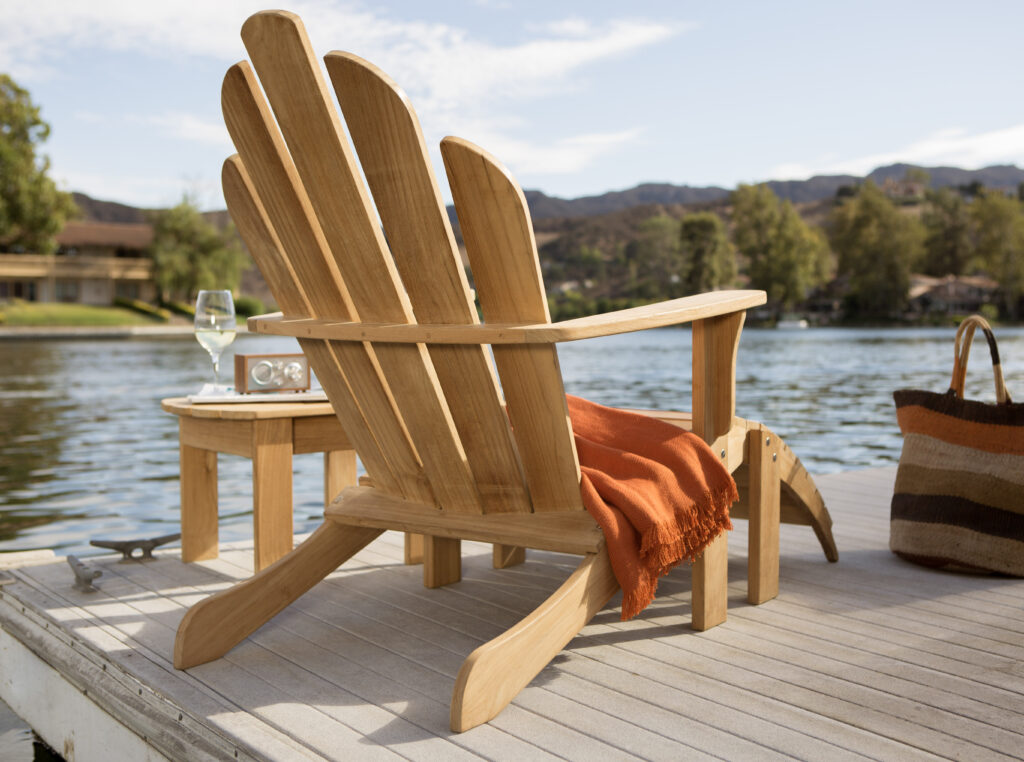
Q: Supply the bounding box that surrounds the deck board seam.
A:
[95,549,566,760]
[87,559,468,760]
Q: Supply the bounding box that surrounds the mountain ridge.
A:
[71,163,1024,225]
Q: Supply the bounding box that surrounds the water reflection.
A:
[0,334,320,556]
[0,326,1021,556]
[558,325,1024,473]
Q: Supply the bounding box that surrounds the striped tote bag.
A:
[891,315,1024,576]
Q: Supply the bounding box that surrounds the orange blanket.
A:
[567,395,737,619]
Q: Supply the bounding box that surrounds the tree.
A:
[622,214,683,299]
[0,75,77,253]
[829,181,924,318]
[922,187,973,276]
[970,191,1024,320]
[731,184,830,312]
[678,212,736,293]
[149,196,249,301]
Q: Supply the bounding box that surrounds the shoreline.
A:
[0,325,248,340]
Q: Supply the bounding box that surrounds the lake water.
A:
[2,326,1022,558]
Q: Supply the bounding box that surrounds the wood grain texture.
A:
[692,313,745,444]
[492,544,526,569]
[174,522,383,669]
[403,533,424,565]
[248,289,767,344]
[162,397,336,420]
[326,487,603,554]
[16,470,1007,760]
[326,51,529,516]
[291,416,351,455]
[220,109,421,502]
[179,440,218,563]
[423,537,461,588]
[747,426,780,604]
[251,419,294,571]
[179,416,252,458]
[450,546,619,731]
[691,533,728,631]
[690,312,745,631]
[240,11,481,515]
[442,137,582,513]
[323,450,358,510]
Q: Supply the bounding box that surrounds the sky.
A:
[3,0,1024,211]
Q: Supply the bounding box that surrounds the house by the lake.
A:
[907,273,999,316]
[0,221,155,305]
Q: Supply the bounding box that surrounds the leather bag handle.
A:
[951,314,1011,404]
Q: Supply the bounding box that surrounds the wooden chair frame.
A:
[173,10,837,732]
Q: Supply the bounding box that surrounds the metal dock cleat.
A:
[90,533,181,562]
[67,555,102,593]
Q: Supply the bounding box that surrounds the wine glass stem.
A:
[213,356,220,385]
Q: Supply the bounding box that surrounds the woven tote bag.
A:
[891,315,1024,576]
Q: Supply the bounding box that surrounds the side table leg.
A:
[181,442,219,562]
[252,419,294,572]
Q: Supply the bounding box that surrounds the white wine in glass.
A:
[194,290,236,391]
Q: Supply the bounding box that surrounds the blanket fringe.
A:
[623,485,736,620]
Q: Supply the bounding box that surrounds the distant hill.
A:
[71,192,151,224]
[72,192,234,229]
[72,162,1024,227]
[518,164,1024,221]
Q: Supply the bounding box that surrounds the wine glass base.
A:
[196,383,235,397]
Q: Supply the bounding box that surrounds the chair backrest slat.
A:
[325,52,531,516]
[441,138,583,512]
[239,12,482,514]
[222,156,402,493]
[221,64,430,502]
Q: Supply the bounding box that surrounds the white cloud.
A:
[0,2,682,181]
[475,127,645,175]
[769,123,1024,180]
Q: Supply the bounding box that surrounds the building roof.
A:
[908,273,999,300]
[56,221,154,249]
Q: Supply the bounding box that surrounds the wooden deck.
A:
[1,467,1022,761]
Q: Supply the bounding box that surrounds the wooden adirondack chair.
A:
[173,10,838,732]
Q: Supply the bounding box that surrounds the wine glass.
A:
[194,290,236,392]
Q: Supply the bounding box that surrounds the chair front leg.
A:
[690,311,745,630]
[747,425,780,604]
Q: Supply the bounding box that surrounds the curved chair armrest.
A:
[248,289,767,345]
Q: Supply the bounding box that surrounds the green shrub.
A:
[234,295,265,317]
[113,297,170,322]
[162,299,196,318]
[979,303,1000,323]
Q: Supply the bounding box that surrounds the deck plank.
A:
[2,466,1023,760]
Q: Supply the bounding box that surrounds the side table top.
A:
[162,397,337,420]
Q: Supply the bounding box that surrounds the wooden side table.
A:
[161,397,357,571]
